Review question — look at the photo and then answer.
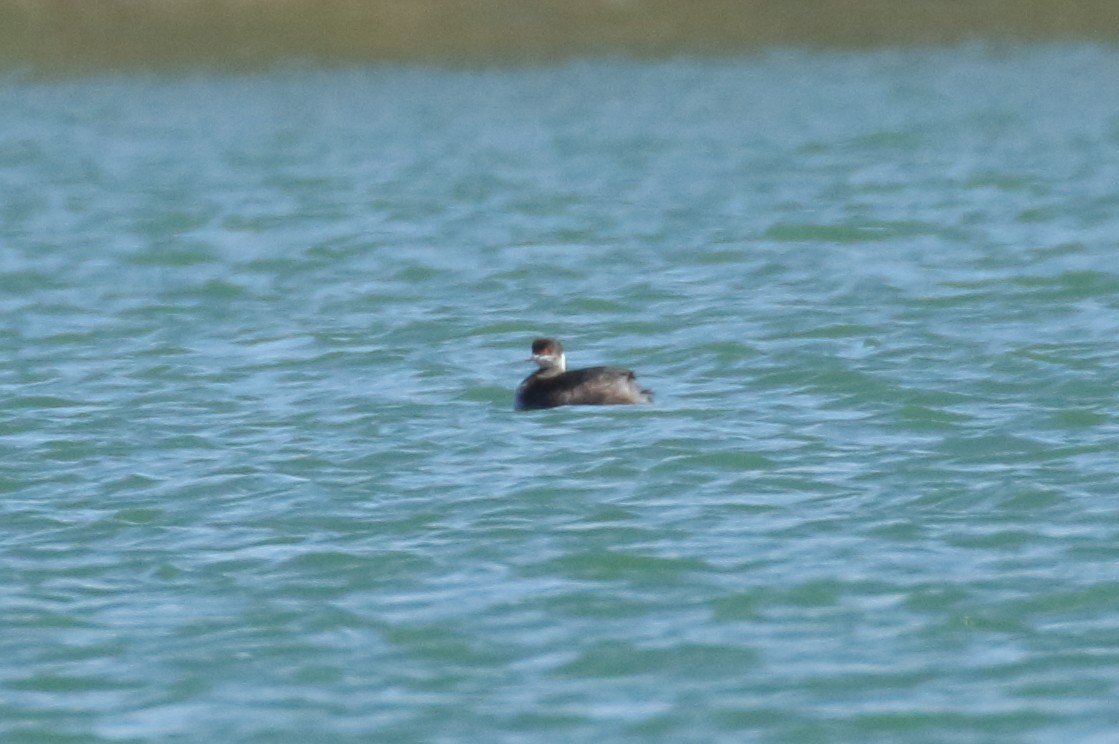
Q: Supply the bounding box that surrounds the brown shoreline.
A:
[4,0,1119,72]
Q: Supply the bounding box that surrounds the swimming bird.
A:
[515,337,653,410]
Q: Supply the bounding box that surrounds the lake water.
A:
[3,44,1119,743]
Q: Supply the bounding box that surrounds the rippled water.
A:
[4,45,1119,743]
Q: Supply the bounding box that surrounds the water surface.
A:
[3,45,1119,743]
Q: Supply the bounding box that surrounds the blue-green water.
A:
[3,45,1119,743]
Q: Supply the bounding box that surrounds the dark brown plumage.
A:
[515,338,653,411]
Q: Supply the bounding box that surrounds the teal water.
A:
[3,45,1119,743]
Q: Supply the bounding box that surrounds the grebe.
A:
[515,338,653,411]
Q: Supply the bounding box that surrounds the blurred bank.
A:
[3,0,1119,73]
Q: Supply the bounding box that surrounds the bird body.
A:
[515,338,653,411]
